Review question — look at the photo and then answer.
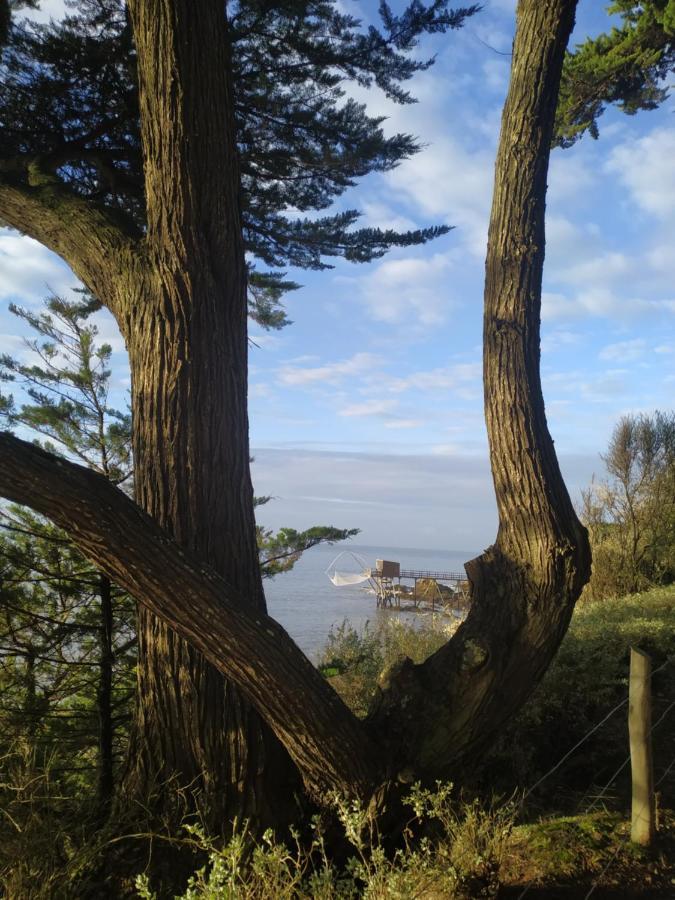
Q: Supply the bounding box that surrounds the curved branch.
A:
[0,431,384,801]
[368,0,590,777]
[0,169,143,327]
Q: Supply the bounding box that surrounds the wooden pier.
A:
[369,559,470,614]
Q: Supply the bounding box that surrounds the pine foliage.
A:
[0,0,478,326]
[556,1,675,147]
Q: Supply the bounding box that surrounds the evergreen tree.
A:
[0,295,355,832]
[0,295,135,818]
[556,1,675,147]
[1,295,132,483]
[0,0,479,835]
[1,0,475,325]
[0,0,589,829]
[0,2,592,883]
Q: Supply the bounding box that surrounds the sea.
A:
[263,543,477,661]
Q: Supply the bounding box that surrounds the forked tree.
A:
[0,0,475,829]
[0,0,589,823]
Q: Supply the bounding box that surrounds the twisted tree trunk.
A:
[366,0,590,777]
[0,0,589,828]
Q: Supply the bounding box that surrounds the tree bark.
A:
[0,432,385,802]
[0,171,142,326]
[367,0,590,778]
[97,574,115,816]
[0,0,591,830]
[119,0,300,829]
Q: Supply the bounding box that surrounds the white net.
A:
[325,550,372,588]
[329,571,371,587]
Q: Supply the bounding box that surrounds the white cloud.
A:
[359,252,457,326]
[541,291,572,320]
[385,361,481,394]
[606,127,675,219]
[251,447,499,550]
[541,329,582,353]
[482,58,510,92]
[250,383,273,399]
[359,199,419,233]
[384,138,495,257]
[0,332,26,355]
[339,399,398,418]
[487,0,517,14]
[20,0,67,23]
[383,419,423,430]
[547,153,595,208]
[249,332,283,350]
[564,251,633,289]
[0,231,78,304]
[599,338,646,362]
[542,285,674,322]
[278,352,381,386]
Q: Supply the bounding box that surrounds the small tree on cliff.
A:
[0,295,135,816]
[0,0,590,836]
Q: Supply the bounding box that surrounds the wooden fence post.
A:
[629,647,655,846]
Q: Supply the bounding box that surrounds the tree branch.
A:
[0,169,144,329]
[0,431,384,801]
[366,0,590,778]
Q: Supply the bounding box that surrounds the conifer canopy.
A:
[0,0,478,326]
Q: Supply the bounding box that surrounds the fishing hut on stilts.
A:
[327,552,471,618]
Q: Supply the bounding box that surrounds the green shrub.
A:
[476,586,675,803]
[317,587,675,811]
[317,616,455,718]
[135,784,516,899]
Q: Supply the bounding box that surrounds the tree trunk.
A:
[0,0,592,830]
[124,303,301,828]
[97,574,114,816]
[367,0,590,777]
[0,432,385,803]
[121,0,300,830]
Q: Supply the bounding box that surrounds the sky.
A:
[1,0,673,552]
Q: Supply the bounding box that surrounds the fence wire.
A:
[515,656,674,900]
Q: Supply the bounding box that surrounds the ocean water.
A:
[264,543,477,660]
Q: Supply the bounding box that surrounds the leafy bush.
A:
[317,616,456,717]
[476,586,675,805]
[136,784,516,899]
[581,411,675,600]
[317,587,675,813]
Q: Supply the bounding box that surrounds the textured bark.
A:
[97,574,115,815]
[119,0,300,828]
[0,0,302,830]
[0,0,591,828]
[0,433,385,802]
[367,0,590,778]
[0,172,141,327]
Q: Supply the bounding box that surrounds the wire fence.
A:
[515,654,674,900]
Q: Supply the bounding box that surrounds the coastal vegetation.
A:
[0,0,674,895]
[2,584,672,895]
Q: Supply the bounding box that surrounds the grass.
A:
[501,809,675,897]
[3,586,673,897]
[478,585,675,807]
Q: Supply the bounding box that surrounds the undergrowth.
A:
[317,615,456,717]
[2,587,673,897]
[318,586,675,810]
[135,783,516,899]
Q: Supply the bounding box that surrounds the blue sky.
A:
[1,0,673,552]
